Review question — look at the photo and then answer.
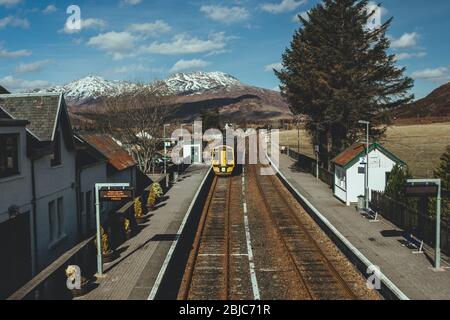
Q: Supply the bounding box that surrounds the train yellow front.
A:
[212,145,235,176]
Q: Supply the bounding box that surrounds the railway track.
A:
[178,176,233,300]
[179,162,379,300]
[250,164,358,300]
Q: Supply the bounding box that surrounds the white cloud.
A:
[396,52,427,61]
[0,75,50,92]
[121,0,141,6]
[60,18,107,34]
[141,32,233,55]
[0,16,30,29]
[170,59,211,73]
[391,32,419,49]
[43,5,57,14]
[261,0,307,14]
[88,31,137,60]
[0,0,22,7]
[412,67,449,80]
[264,62,282,72]
[15,60,52,74]
[200,5,250,24]
[0,46,31,58]
[127,20,171,37]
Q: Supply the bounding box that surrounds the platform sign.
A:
[405,182,439,197]
[99,187,133,202]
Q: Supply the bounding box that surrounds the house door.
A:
[0,212,32,299]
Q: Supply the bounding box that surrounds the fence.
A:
[371,191,450,256]
[286,148,334,188]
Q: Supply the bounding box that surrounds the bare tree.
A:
[97,83,174,174]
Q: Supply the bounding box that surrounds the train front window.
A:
[213,150,220,161]
[227,149,234,165]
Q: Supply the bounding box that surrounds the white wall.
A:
[0,126,32,223]
[334,166,347,203]
[346,148,397,205]
[33,126,78,271]
[79,162,107,234]
[0,126,35,274]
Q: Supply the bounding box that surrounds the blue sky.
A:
[1,0,450,99]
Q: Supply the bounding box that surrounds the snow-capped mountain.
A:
[30,75,138,105]
[27,71,292,122]
[30,72,243,105]
[165,72,242,95]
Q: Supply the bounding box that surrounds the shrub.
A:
[147,190,157,208]
[95,226,111,255]
[429,146,450,217]
[124,218,131,233]
[151,182,163,198]
[134,198,143,218]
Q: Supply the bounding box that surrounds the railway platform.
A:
[78,164,210,300]
[277,153,450,300]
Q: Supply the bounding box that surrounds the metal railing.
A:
[371,191,450,256]
[9,184,157,300]
[286,148,334,188]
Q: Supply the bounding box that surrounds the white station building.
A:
[332,142,405,206]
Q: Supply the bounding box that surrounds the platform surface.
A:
[78,165,209,300]
[278,154,450,300]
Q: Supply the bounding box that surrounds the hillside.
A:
[29,72,292,123]
[392,82,450,122]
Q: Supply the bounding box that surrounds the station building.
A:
[332,142,405,206]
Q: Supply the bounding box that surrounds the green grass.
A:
[279,122,450,178]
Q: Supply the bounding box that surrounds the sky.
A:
[1,0,450,99]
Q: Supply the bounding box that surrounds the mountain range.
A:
[30,72,292,123]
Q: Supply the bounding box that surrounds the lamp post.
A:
[359,120,370,210]
[163,124,170,174]
[163,124,170,188]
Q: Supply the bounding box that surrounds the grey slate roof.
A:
[0,93,62,142]
[0,86,9,94]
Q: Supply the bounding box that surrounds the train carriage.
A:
[212,145,235,176]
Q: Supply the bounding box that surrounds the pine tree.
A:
[385,164,412,203]
[276,0,414,167]
[429,146,450,217]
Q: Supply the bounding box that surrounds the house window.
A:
[50,130,62,167]
[48,197,65,243]
[0,134,19,178]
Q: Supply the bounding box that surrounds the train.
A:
[212,145,236,176]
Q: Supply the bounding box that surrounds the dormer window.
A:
[51,130,62,167]
[0,134,19,178]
